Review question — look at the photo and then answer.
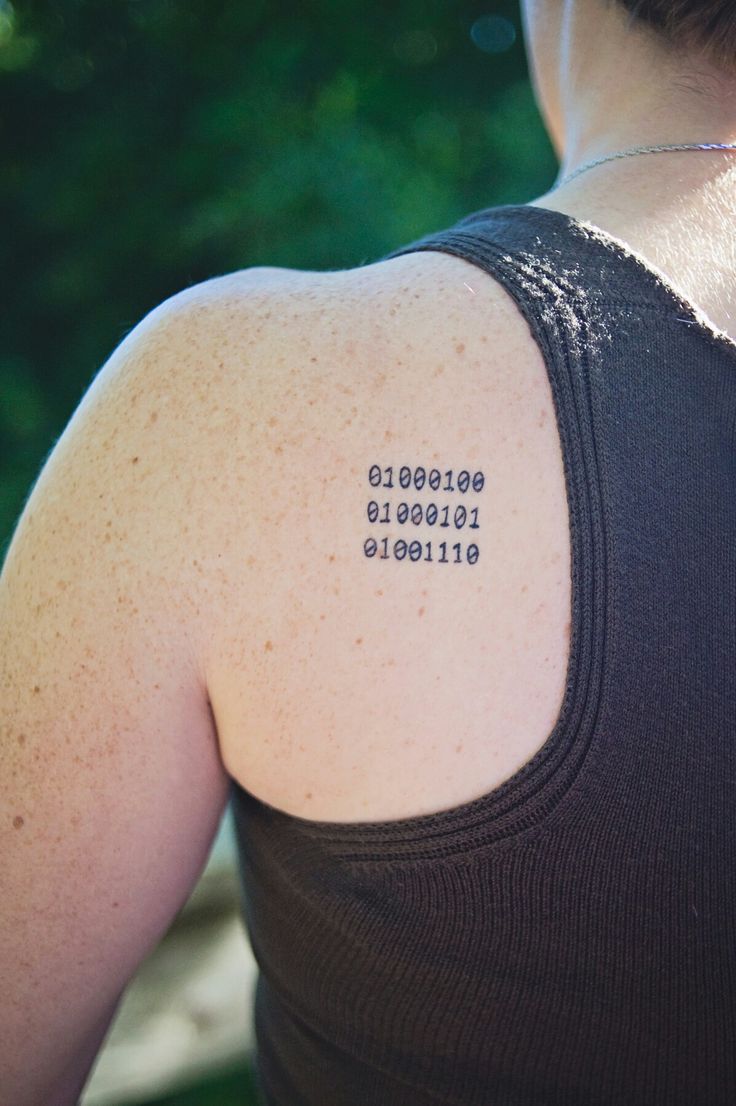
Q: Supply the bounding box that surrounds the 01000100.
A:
[368,464,485,494]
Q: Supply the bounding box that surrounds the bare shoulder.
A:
[168,248,552,620]
[188,252,573,824]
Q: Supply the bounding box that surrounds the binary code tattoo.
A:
[363,464,484,565]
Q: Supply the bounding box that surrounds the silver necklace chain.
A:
[556,142,736,188]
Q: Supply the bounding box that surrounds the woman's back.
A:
[211,184,736,826]
[221,201,736,1104]
[3,0,736,1101]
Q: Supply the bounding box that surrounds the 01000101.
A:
[367,500,480,529]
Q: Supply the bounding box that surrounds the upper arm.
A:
[0,290,235,1104]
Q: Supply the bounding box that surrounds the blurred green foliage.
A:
[1,0,556,556]
[139,1062,259,1106]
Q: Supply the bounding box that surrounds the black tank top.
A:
[229,203,736,1105]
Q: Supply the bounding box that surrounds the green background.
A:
[1,2,557,1101]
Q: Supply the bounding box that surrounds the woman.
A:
[2,2,735,1104]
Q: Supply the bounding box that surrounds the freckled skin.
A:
[171,254,573,828]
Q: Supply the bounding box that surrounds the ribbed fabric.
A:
[229,203,736,1105]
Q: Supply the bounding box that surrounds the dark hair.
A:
[615,0,736,72]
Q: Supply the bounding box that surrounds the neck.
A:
[552,0,736,187]
[522,0,736,343]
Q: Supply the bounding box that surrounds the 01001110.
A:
[363,537,480,565]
